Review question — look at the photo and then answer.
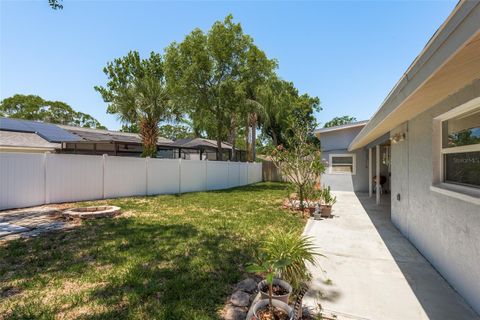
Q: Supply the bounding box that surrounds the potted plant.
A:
[246,255,294,320]
[262,231,322,292]
[320,186,336,218]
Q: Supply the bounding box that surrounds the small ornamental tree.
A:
[271,119,325,211]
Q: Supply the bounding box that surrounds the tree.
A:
[238,45,277,161]
[48,0,63,10]
[0,94,106,129]
[158,124,193,140]
[323,115,357,128]
[258,78,321,147]
[165,15,254,161]
[95,51,178,157]
[270,118,325,211]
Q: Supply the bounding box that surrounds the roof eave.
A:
[349,0,480,151]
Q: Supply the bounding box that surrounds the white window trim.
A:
[329,153,356,175]
[433,97,480,197]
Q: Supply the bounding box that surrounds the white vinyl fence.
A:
[0,153,263,210]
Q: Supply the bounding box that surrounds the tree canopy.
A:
[93,14,322,160]
[0,94,106,129]
[95,51,179,157]
[164,15,260,160]
[323,115,357,128]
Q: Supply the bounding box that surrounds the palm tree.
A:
[96,51,178,158]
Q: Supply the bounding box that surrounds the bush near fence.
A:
[0,153,263,210]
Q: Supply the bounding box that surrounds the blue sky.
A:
[1,0,456,130]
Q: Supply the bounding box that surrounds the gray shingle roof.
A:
[0,131,60,149]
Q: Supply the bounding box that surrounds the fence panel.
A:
[180,160,206,193]
[46,154,103,203]
[104,156,146,198]
[0,152,263,210]
[228,162,240,188]
[207,161,229,190]
[147,159,180,195]
[254,163,263,183]
[247,163,257,184]
[0,153,45,210]
[239,163,248,186]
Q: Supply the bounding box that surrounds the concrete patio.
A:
[303,191,479,320]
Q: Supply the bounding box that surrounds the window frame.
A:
[328,153,356,175]
[434,97,480,192]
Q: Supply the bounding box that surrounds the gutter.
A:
[348,0,480,151]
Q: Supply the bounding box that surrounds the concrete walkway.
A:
[303,191,479,320]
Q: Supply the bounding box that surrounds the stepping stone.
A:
[235,278,257,293]
[230,290,250,307]
[0,223,29,237]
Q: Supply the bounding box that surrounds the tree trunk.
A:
[252,113,257,162]
[217,138,223,161]
[139,117,158,158]
[245,116,251,162]
[228,115,237,161]
[298,186,305,211]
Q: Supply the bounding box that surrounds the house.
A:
[345,0,480,314]
[170,137,246,161]
[0,118,247,161]
[57,124,174,158]
[315,120,373,192]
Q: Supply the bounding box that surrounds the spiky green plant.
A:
[262,231,322,292]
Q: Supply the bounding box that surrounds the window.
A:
[439,101,480,189]
[329,154,356,174]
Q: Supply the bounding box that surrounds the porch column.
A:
[368,148,373,198]
[376,144,380,205]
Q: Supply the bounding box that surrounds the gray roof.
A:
[0,118,79,143]
[170,138,234,150]
[315,120,369,134]
[57,125,173,146]
[0,131,60,150]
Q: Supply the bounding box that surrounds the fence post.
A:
[178,158,182,194]
[102,154,107,199]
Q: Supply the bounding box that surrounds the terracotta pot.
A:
[307,207,316,215]
[321,205,332,218]
[258,279,292,304]
[252,299,293,320]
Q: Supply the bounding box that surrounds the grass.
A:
[0,182,305,320]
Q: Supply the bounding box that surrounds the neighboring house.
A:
[57,124,174,158]
[347,1,480,314]
[315,120,372,192]
[0,118,247,161]
[170,137,245,161]
[0,130,60,153]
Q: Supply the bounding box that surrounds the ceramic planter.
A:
[258,279,292,304]
[252,299,293,320]
[321,205,332,218]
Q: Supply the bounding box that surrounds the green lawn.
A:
[0,182,305,320]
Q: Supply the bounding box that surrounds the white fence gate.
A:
[0,153,263,210]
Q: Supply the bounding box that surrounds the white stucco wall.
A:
[390,79,480,314]
[319,126,370,192]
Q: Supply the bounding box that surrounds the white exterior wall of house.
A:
[318,126,370,192]
[390,79,480,313]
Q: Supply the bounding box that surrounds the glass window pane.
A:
[442,109,480,148]
[332,156,353,164]
[332,165,353,173]
[444,152,480,188]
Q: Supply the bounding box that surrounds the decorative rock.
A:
[230,290,250,307]
[223,305,247,320]
[234,278,257,293]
